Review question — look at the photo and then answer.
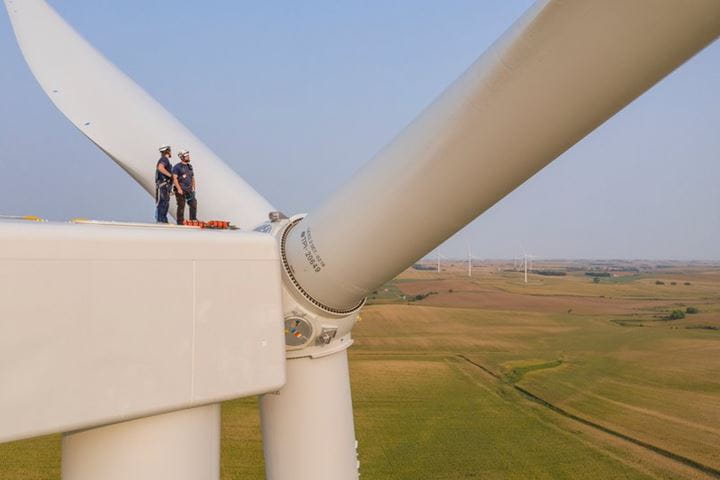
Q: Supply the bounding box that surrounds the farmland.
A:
[2,261,719,479]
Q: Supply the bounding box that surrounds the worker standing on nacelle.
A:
[172,150,197,225]
[155,145,173,223]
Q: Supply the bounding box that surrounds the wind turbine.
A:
[435,251,449,273]
[522,252,537,283]
[467,243,474,277]
[2,1,719,479]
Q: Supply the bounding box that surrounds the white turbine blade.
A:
[4,0,273,229]
[284,0,720,312]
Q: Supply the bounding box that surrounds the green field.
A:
[2,261,719,479]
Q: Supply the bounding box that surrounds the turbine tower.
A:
[436,252,448,273]
[467,243,473,277]
[523,252,536,283]
[2,1,719,479]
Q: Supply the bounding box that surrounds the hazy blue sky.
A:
[1,1,718,260]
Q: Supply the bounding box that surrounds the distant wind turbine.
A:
[467,243,474,277]
[523,252,537,283]
[436,252,449,273]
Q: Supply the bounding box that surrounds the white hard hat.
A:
[159,145,171,153]
[178,149,190,157]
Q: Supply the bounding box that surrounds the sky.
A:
[0,1,718,260]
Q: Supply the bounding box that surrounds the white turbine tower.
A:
[435,251,449,273]
[467,243,473,277]
[523,252,536,283]
[2,1,719,479]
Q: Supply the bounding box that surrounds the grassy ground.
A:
[0,435,60,480]
[350,354,656,480]
[1,261,718,479]
[221,397,265,480]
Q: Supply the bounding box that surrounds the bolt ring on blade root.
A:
[280,218,365,316]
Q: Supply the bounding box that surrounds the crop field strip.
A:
[348,353,659,479]
[345,350,720,479]
[456,353,720,479]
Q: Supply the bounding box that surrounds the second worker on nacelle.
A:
[172,150,198,225]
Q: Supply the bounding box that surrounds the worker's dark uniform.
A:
[172,162,197,225]
[155,156,173,223]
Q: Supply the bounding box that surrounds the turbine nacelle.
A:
[0,220,286,444]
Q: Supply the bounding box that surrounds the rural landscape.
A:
[2,259,719,479]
